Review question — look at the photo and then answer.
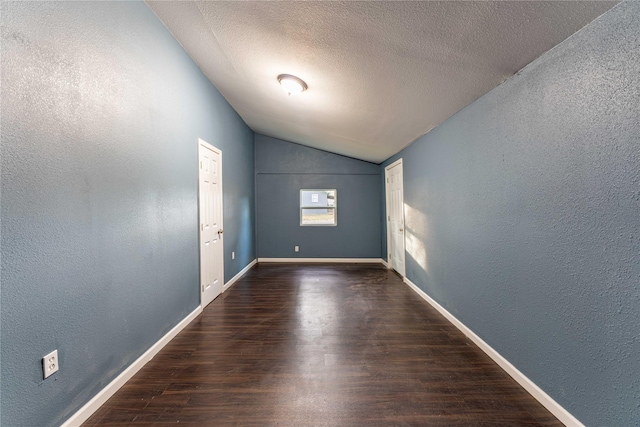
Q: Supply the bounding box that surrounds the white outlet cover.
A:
[295,246,299,252]
[43,349,59,379]
[232,251,235,259]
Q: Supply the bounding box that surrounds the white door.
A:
[385,159,405,276]
[199,139,224,307]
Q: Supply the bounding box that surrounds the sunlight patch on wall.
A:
[404,203,429,272]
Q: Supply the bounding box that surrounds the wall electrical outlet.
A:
[43,349,59,379]
[232,251,235,260]
[295,246,299,252]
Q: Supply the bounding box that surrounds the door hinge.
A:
[201,285,204,292]
[388,216,390,221]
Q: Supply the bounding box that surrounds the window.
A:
[300,189,337,226]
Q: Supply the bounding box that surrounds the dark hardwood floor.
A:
[83,263,562,426]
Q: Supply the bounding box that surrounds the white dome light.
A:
[278,74,308,96]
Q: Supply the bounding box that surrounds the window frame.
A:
[299,189,337,227]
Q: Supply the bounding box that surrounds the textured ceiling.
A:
[146,1,616,163]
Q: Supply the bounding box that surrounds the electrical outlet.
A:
[43,350,59,379]
[232,251,235,260]
[294,246,299,252]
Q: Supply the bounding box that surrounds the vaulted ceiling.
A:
[147,1,616,163]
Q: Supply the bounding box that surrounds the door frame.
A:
[198,138,224,306]
[385,158,405,276]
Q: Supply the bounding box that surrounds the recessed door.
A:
[199,139,224,307]
[385,159,405,276]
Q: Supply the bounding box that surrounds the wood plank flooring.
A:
[83,263,562,426]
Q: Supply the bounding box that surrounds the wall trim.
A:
[61,305,203,427]
[223,259,257,292]
[380,258,390,268]
[402,277,583,427]
[258,258,384,264]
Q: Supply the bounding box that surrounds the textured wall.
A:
[1,2,254,426]
[256,135,381,258]
[381,4,639,425]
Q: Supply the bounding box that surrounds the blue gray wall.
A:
[382,4,639,425]
[256,135,381,258]
[1,2,255,426]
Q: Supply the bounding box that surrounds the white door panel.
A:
[385,160,405,276]
[199,140,223,307]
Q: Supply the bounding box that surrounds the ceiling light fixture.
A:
[278,74,307,96]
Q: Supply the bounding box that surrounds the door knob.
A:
[399,228,404,232]
[218,229,224,234]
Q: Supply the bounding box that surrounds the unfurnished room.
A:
[1,1,639,426]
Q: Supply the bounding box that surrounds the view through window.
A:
[300,189,337,226]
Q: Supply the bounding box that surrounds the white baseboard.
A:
[61,305,203,427]
[380,258,390,268]
[223,259,257,292]
[258,258,384,263]
[402,277,583,427]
